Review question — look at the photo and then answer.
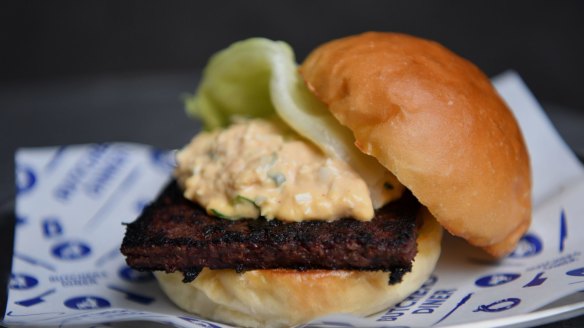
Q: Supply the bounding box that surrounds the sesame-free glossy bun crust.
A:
[300,32,531,257]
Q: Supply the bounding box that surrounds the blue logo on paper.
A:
[51,241,91,260]
[523,272,547,287]
[433,293,473,325]
[150,149,176,172]
[15,289,56,307]
[9,273,39,290]
[508,233,542,258]
[42,217,64,238]
[559,209,568,252]
[474,298,521,313]
[179,316,222,328]
[16,165,37,194]
[64,296,111,310]
[566,267,584,277]
[475,273,520,287]
[119,266,154,283]
[15,216,27,226]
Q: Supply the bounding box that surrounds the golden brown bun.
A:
[155,209,442,328]
[300,32,531,257]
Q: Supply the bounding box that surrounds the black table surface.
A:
[1,72,583,327]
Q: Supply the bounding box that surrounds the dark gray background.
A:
[1,1,584,326]
[2,1,584,109]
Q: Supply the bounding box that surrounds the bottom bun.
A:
[155,208,443,328]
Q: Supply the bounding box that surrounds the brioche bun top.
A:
[300,32,531,257]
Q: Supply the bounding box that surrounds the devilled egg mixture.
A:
[176,118,403,222]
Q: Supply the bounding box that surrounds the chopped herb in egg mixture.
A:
[175,118,377,222]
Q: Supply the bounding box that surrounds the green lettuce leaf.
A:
[186,38,292,129]
[185,37,355,162]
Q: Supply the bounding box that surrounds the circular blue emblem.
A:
[64,296,111,310]
[119,266,155,283]
[475,273,521,287]
[474,298,521,312]
[509,233,542,258]
[51,241,92,260]
[9,273,39,290]
[16,165,37,194]
[42,218,64,238]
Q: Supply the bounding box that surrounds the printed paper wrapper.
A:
[3,71,584,327]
